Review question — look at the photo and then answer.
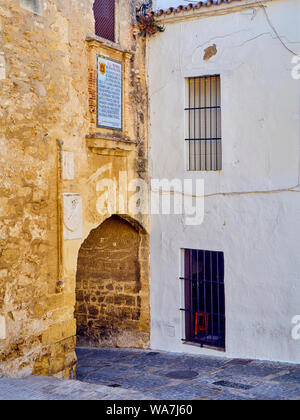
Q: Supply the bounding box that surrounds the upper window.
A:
[185,75,222,171]
[93,0,115,42]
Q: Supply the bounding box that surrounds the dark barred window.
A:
[93,0,115,42]
[181,249,226,350]
[185,75,222,171]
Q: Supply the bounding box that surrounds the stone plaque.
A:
[20,0,43,15]
[0,53,6,80]
[63,193,82,240]
[97,55,123,130]
[0,316,6,340]
[62,151,74,180]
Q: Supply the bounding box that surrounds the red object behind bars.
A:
[195,313,209,336]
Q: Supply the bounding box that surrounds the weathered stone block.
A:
[41,320,76,346]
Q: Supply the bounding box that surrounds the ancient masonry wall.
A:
[0,0,150,377]
[76,216,150,349]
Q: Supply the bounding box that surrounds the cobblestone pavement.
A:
[0,347,299,400]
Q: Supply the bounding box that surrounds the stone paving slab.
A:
[75,347,300,400]
[275,368,300,385]
[149,383,217,400]
[0,348,299,400]
[113,374,173,392]
[83,365,142,383]
[0,375,150,400]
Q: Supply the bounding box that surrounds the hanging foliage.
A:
[137,14,165,37]
[136,1,164,37]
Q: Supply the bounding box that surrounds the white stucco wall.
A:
[153,0,200,9]
[147,0,300,362]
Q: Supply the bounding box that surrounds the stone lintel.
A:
[86,135,137,156]
[86,35,134,57]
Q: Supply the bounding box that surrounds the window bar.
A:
[185,137,220,141]
[217,251,221,343]
[184,250,191,341]
[204,77,207,170]
[210,76,212,171]
[190,250,193,340]
[185,106,221,111]
[199,77,202,171]
[203,250,207,338]
[196,250,200,338]
[198,77,202,170]
[210,251,214,343]
[215,76,218,171]
[188,78,191,170]
[194,78,196,171]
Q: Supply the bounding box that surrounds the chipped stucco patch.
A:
[204,44,217,61]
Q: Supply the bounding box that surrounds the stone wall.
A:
[0,0,150,377]
[76,215,149,348]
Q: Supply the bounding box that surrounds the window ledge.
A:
[86,134,137,156]
[182,340,226,353]
[86,35,134,56]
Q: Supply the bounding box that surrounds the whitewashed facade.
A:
[147,0,300,363]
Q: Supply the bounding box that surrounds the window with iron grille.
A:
[93,0,115,42]
[181,249,225,350]
[185,75,222,171]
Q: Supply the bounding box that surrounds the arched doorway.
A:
[75,215,149,348]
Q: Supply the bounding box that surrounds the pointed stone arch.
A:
[75,215,149,348]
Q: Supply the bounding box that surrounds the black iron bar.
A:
[190,250,193,340]
[184,106,221,111]
[215,76,218,171]
[210,76,212,171]
[204,78,207,170]
[196,250,200,337]
[185,138,221,141]
[217,252,221,344]
[188,79,191,170]
[210,251,214,342]
[199,77,202,170]
[203,250,207,334]
[194,78,196,171]
[180,277,222,286]
[180,308,225,319]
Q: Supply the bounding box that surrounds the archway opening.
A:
[75,215,149,348]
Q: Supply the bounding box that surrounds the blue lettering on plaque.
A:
[97,55,123,130]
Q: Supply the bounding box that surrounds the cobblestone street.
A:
[0,348,299,400]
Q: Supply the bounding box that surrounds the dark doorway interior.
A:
[182,249,225,350]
